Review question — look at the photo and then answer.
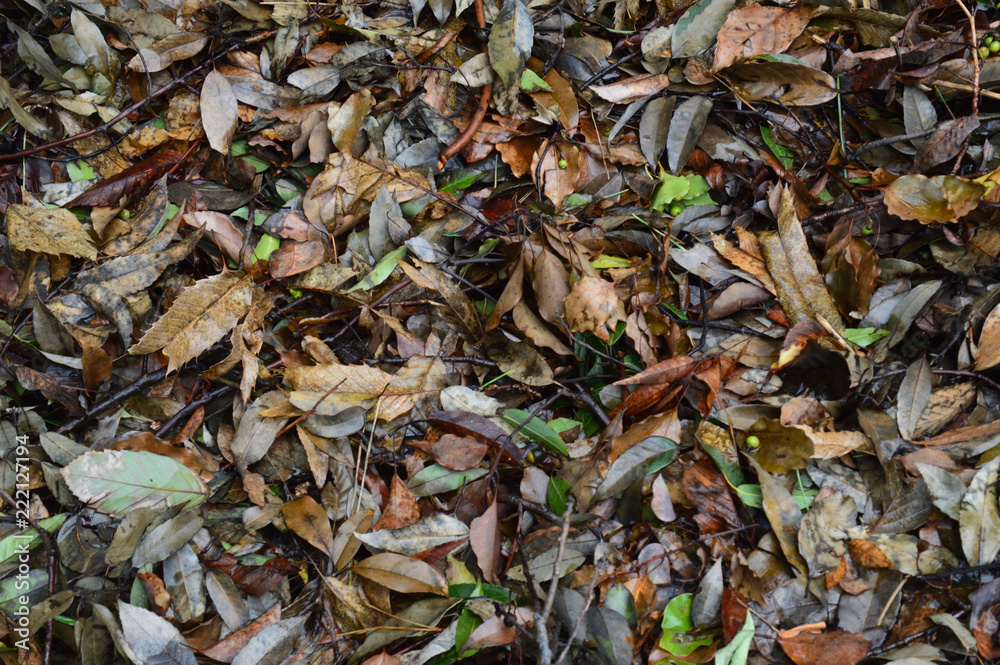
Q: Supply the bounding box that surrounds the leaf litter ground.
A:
[2,0,1000,663]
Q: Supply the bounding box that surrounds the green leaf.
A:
[761,126,794,169]
[440,170,480,194]
[520,68,552,92]
[407,464,488,497]
[502,408,569,456]
[650,174,690,211]
[715,613,754,665]
[661,593,696,634]
[252,234,281,262]
[455,609,482,653]
[67,160,95,182]
[61,451,208,517]
[680,174,711,201]
[0,514,67,564]
[843,327,889,348]
[547,476,573,514]
[344,246,407,293]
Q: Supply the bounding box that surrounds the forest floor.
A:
[2,0,1000,663]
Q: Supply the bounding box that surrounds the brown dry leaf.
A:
[129,32,209,73]
[758,188,844,331]
[976,301,1000,370]
[497,136,542,178]
[526,244,570,325]
[184,211,245,264]
[591,74,672,104]
[883,175,984,224]
[798,427,874,459]
[398,259,485,342]
[913,382,976,439]
[410,434,488,471]
[201,603,281,662]
[913,116,979,172]
[847,538,893,569]
[269,240,326,279]
[469,500,501,583]
[282,495,335,559]
[529,140,580,208]
[727,62,838,106]
[329,90,374,154]
[129,272,253,373]
[544,69,578,131]
[712,5,818,72]
[284,361,427,421]
[361,653,404,665]
[563,277,627,343]
[352,553,449,595]
[778,629,870,665]
[373,475,421,531]
[7,204,98,259]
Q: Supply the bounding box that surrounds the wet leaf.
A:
[959,457,1000,567]
[884,175,984,224]
[488,0,533,89]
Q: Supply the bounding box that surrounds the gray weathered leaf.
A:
[132,513,204,568]
[354,513,469,556]
[202,69,239,155]
[903,86,937,147]
[959,457,1000,566]
[897,356,931,440]
[671,0,736,58]
[586,606,632,665]
[40,432,88,466]
[11,23,73,87]
[690,558,722,628]
[71,9,114,77]
[488,0,534,89]
[231,616,307,665]
[837,569,902,647]
[798,491,856,576]
[914,462,966,520]
[667,96,712,174]
[0,76,51,139]
[118,601,197,665]
[595,436,675,501]
[163,544,206,622]
[230,391,289,468]
[639,96,674,168]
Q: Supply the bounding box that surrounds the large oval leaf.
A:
[61,450,208,517]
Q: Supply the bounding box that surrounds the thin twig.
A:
[536,502,573,665]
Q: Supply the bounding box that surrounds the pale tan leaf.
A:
[7,204,97,259]
[201,69,239,155]
[129,32,209,72]
[129,272,253,372]
[282,496,335,558]
[564,277,626,343]
[352,553,449,595]
[976,302,1000,370]
[712,5,818,72]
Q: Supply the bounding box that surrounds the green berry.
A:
[558,159,568,169]
[980,45,990,58]
[989,42,999,53]
[746,435,761,449]
[669,204,685,216]
[604,128,611,136]
[861,223,873,236]
[987,36,995,45]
